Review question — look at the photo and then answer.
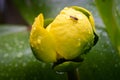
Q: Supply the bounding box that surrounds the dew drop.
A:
[100,52,103,56]
[76,38,81,46]
[41,63,46,68]
[77,42,81,47]
[8,67,12,72]
[111,49,115,53]
[114,64,118,68]
[102,32,107,37]
[33,27,36,30]
[15,63,18,68]
[1,60,4,64]
[78,38,81,41]
[115,6,120,16]
[33,77,37,80]
[118,62,120,66]
[78,14,83,20]
[5,43,12,50]
[106,41,110,45]
[17,52,23,58]
[6,73,9,77]
[56,71,65,75]
[37,39,41,44]
[101,45,104,48]
[1,73,4,76]
[10,78,14,80]
[18,45,23,49]
[22,62,27,67]
[4,53,9,58]
[93,64,98,68]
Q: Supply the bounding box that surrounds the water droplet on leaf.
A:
[17,52,23,58]
[56,71,64,75]
[115,64,118,68]
[22,62,27,67]
[4,53,9,58]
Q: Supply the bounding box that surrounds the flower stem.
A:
[67,68,80,80]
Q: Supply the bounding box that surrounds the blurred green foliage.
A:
[0,0,120,80]
[95,0,120,54]
[12,0,52,25]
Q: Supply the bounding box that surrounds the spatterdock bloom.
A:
[30,6,98,71]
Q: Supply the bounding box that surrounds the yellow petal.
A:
[30,14,56,62]
[71,6,95,31]
[46,7,94,60]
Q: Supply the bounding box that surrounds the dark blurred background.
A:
[0,0,28,25]
[0,0,97,26]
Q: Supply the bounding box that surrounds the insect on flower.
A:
[70,16,78,21]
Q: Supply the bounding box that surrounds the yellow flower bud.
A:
[30,6,98,70]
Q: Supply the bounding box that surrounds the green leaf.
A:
[0,25,66,80]
[95,0,120,53]
[1,24,120,80]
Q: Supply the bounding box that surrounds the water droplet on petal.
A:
[78,38,81,41]
[76,38,81,46]
[78,14,83,20]
[37,39,41,44]
[77,42,81,47]
[33,27,36,30]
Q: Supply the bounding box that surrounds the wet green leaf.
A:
[0,24,120,80]
[0,25,66,80]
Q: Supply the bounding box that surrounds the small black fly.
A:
[70,16,78,20]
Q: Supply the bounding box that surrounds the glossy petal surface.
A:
[47,7,94,59]
[30,14,56,62]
